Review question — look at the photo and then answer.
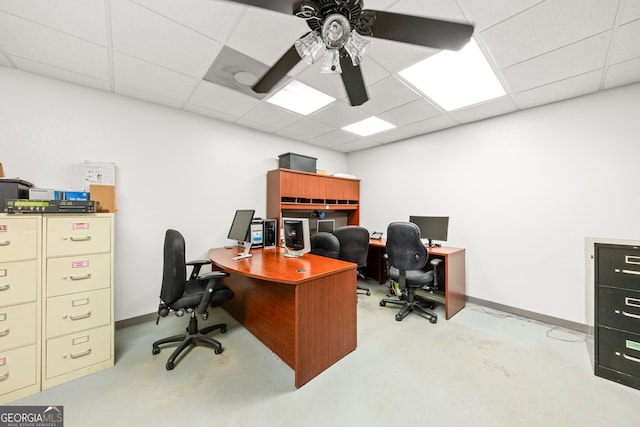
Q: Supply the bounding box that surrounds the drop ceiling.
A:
[1,0,639,153]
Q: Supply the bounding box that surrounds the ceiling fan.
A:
[224,0,474,107]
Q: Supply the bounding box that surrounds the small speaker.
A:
[263,219,277,248]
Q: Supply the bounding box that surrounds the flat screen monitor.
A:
[409,216,449,247]
[227,209,255,260]
[282,217,311,258]
[316,219,335,233]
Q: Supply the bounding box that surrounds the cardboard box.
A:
[30,188,56,200]
[0,163,4,177]
[90,184,117,213]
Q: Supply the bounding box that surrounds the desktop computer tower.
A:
[263,219,277,248]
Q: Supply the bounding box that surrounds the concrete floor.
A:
[12,279,640,426]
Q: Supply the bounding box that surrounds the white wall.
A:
[0,68,347,321]
[348,83,640,324]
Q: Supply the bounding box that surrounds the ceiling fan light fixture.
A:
[320,48,342,74]
[322,14,351,49]
[294,31,324,65]
[344,30,370,66]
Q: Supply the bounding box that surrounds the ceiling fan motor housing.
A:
[295,0,375,37]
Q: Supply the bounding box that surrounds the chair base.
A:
[152,314,226,370]
[380,291,438,324]
[357,284,371,296]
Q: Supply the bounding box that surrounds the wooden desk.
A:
[208,246,357,388]
[365,239,466,320]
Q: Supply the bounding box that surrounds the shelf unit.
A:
[267,169,360,226]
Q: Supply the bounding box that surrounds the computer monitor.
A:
[316,219,335,234]
[282,217,311,258]
[409,216,449,247]
[227,209,255,260]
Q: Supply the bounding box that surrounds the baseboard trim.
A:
[115,312,157,330]
[465,296,587,333]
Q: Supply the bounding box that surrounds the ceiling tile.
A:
[378,99,441,126]
[113,52,199,101]
[306,129,360,148]
[10,56,111,91]
[183,103,238,123]
[240,102,302,129]
[449,96,517,124]
[130,0,246,42]
[511,70,602,109]
[187,81,259,117]
[0,52,11,67]
[604,57,640,89]
[501,32,610,93]
[225,7,309,66]
[275,118,333,141]
[481,0,618,68]
[366,37,437,73]
[457,0,544,31]
[115,84,186,109]
[0,0,108,45]
[110,0,221,78]
[388,0,467,22]
[403,114,459,136]
[0,12,109,79]
[610,19,640,64]
[359,76,421,115]
[235,117,280,133]
[621,0,640,23]
[309,101,369,127]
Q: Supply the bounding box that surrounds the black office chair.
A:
[152,229,234,370]
[379,222,442,324]
[310,232,341,259]
[333,225,371,296]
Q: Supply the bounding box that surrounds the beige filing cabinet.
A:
[0,215,42,405]
[42,214,114,390]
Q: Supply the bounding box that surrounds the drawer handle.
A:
[622,353,640,363]
[70,236,91,242]
[69,311,91,321]
[70,274,92,281]
[0,372,8,382]
[0,328,9,337]
[0,284,9,291]
[0,240,9,246]
[618,269,640,276]
[69,348,92,359]
[622,311,640,320]
[626,255,640,265]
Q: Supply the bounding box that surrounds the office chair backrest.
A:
[333,226,369,267]
[310,232,340,259]
[386,222,427,272]
[160,229,187,306]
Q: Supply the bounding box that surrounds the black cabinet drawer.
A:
[598,286,640,334]
[596,244,640,291]
[597,326,640,377]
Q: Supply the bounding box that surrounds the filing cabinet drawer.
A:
[597,326,640,377]
[0,217,38,262]
[45,325,111,379]
[0,344,37,396]
[46,253,110,297]
[597,245,640,291]
[45,216,111,257]
[0,260,37,306]
[0,303,37,350]
[598,286,640,334]
[46,289,110,338]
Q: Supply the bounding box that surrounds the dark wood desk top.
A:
[368,238,464,255]
[209,246,356,285]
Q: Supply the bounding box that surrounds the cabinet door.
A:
[597,245,640,291]
[45,325,111,379]
[46,288,111,338]
[280,171,326,201]
[45,216,111,257]
[0,302,37,350]
[0,260,37,306]
[598,286,640,334]
[0,344,37,395]
[0,217,38,262]
[597,326,640,377]
[46,253,111,297]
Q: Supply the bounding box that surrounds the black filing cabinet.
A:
[595,243,640,389]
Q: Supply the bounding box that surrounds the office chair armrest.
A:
[195,271,230,315]
[187,259,212,280]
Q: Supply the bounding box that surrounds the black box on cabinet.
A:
[278,153,317,173]
[0,178,33,211]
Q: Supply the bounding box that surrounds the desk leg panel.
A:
[296,269,357,388]
[445,250,466,320]
[221,273,296,369]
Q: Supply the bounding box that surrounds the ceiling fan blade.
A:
[222,0,297,15]
[339,54,368,106]
[364,10,474,51]
[252,43,302,93]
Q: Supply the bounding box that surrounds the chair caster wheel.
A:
[366,290,371,296]
[166,361,175,370]
[395,314,403,321]
[380,301,386,307]
[152,346,160,355]
[215,348,223,355]
[430,317,438,324]
[220,326,227,334]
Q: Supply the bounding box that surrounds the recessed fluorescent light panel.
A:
[399,39,505,111]
[266,80,335,115]
[342,116,395,137]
